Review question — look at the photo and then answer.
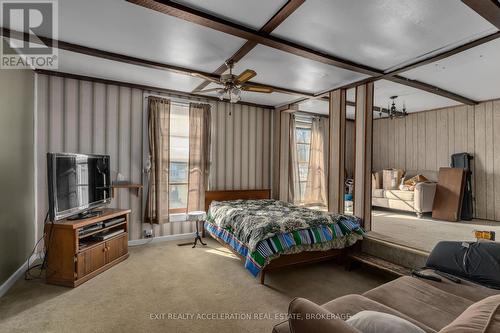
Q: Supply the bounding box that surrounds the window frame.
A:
[168,102,190,215]
[143,94,216,222]
[295,119,312,204]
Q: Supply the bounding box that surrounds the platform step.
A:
[361,234,429,269]
[348,252,412,277]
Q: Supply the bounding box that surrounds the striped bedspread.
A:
[205,199,363,277]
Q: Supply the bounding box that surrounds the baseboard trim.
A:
[0,253,42,298]
[128,232,196,246]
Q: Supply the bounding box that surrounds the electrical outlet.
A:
[144,229,153,238]
[474,230,495,241]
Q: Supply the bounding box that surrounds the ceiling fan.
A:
[193,60,273,103]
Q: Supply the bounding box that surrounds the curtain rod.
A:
[144,93,216,107]
[294,111,329,119]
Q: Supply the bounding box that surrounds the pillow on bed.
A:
[346,311,425,333]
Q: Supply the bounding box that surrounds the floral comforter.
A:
[207,199,362,252]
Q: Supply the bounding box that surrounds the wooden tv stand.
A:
[45,208,130,287]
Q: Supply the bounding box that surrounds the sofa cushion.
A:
[384,189,414,201]
[288,298,361,333]
[372,197,416,212]
[272,321,290,333]
[372,188,384,198]
[439,295,500,333]
[363,276,473,331]
[417,269,500,303]
[346,310,425,333]
[321,294,435,333]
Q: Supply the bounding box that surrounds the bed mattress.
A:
[206,199,363,276]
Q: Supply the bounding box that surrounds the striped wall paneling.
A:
[36,74,272,240]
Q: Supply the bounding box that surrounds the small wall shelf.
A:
[111,183,143,198]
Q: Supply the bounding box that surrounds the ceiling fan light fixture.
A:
[385,96,408,119]
[232,87,241,97]
[230,94,240,104]
[216,89,225,100]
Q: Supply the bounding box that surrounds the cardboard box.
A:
[383,169,404,190]
[372,171,383,189]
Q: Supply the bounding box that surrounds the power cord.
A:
[25,211,50,280]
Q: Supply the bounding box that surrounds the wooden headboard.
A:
[205,189,271,211]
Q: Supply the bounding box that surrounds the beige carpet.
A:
[372,209,500,252]
[0,238,390,333]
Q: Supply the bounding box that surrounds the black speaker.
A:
[450,153,473,220]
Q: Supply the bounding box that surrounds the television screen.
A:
[48,153,111,221]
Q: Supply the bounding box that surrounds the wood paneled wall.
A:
[36,74,272,240]
[373,99,500,221]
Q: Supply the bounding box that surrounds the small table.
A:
[178,211,207,248]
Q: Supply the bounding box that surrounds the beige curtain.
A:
[303,117,328,207]
[187,103,211,212]
[279,112,291,201]
[288,115,300,203]
[145,97,170,224]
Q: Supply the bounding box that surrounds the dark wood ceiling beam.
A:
[388,76,476,105]
[462,0,500,29]
[128,0,478,106]
[0,27,314,98]
[127,0,382,76]
[384,31,500,76]
[35,69,274,109]
[192,0,305,93]
[0,28,219,78]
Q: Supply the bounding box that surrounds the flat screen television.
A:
[47,153,111,221]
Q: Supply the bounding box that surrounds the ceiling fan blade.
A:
[197,88,220,94]
[242,85,273,93]
[236,69,257,84]
[192,72,220,84]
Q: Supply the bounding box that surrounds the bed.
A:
[204,190,364,284]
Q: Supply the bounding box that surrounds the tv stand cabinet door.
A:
[76,244,106,278]
[105,234,128,264]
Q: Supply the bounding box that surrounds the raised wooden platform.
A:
[348,252,411,277]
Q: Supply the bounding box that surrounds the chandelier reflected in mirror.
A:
[380,95,408,119]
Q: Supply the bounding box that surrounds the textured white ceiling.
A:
[233,45,369,94]
[298,79,460,117]
[49,0,246,73]
[40,49,205,92]
[272,0,496,71]
[373,79,460,112]
[11,0,499,110]
[172,0,288,30]
[401,38,500,102]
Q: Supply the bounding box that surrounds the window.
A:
[296,123,311,203]
[169,103,189,214]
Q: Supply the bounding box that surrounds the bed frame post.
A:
[260,270,266,285]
